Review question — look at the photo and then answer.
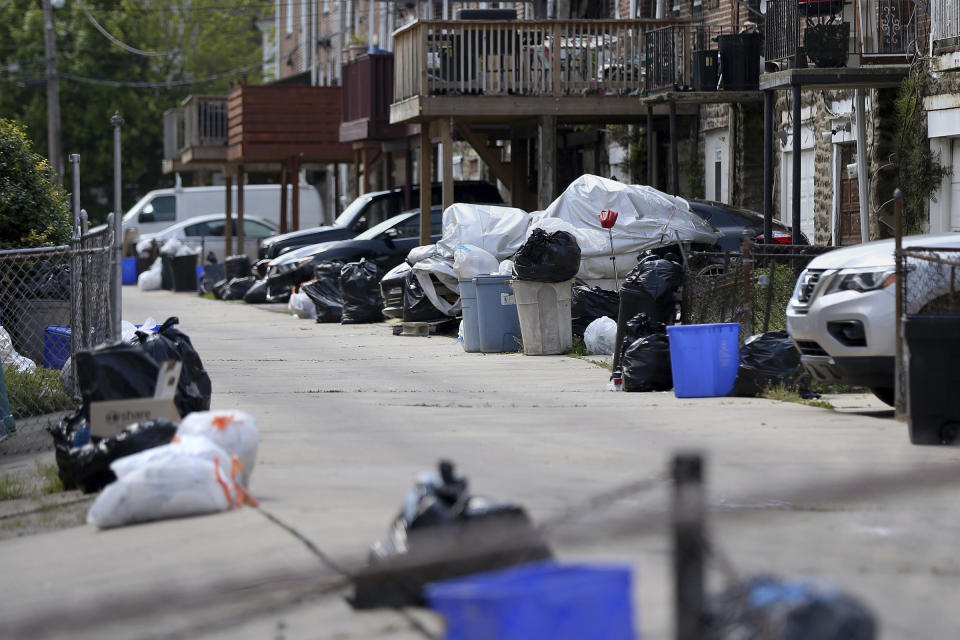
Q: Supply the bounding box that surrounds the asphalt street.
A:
[2,285,959,639]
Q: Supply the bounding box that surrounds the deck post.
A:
[419,124,432,246]
[538,115,556,210]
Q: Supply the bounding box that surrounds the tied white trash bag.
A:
[87,438,250,529]
[288,290,317,319]
[453,244,499,280]
[584,316,618,355]
[0,326,36,373]
[137,258,163,291]
[176,410,259,487]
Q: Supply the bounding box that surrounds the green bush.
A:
[0,119,70,248]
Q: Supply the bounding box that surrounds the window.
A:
[140,195,175,223]
[391,215,422,238]
[184,222,212,237]
[204,220,227,237]
[244,219,275,238]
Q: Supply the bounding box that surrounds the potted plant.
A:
[804,21,850,68]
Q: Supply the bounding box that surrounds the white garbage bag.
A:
[0,326,36,373]
[176,410,259,487]
[288,290,317,319]
[407,244,438,265]
[137,258,163,291]
[498,259,515,275]
[111,434,232,479]
[453,244,499,280]
[583,316,618,355]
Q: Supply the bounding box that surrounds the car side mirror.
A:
[138,212,155,223]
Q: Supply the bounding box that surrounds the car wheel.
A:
[870,386,895,406]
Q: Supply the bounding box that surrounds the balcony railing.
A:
[765,0,925,65]
[182,95,227,149]
[932,0,960,51]
[342,53,394,123]
[644,25,729,91]
[393,19,684,102]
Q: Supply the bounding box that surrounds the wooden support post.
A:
[280,162,289,235]
[538,115,556,210]
[362,147,372,195]
[511,127,528,209]
[386,150,394,189]
[673,452,706,640]
[405,144,414,210]
[292,155,301,232]
[647,105,654,187]
[792,83,802,244]
[224,174,233,258]
[354,149,362,196]
[669,100,679,196]
[236,164,245,255]
[441,117,454,213]
[419,126,432,246]
[333,162,341,219]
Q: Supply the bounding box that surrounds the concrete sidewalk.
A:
[2,286,959,639]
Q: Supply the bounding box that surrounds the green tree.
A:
[0,118,70,247]
[0,0,268,225]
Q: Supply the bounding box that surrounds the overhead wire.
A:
[59,63,259,88]
[74,0,180,57]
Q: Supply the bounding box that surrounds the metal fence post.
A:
[894,188,905,419]
[741,232,753,338]
[110,112,123,341]
[673,452,706,640]
[69,153,80,231]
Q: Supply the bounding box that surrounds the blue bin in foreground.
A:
[474,275,522,353]
[667,322,740,397]
[458,279,481,353]
[426,562,636,640]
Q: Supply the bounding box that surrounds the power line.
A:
[60,63,259,88]
[75,0,179,57]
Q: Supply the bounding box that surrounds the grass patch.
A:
[5,367,73,419]
[761,384,834,410]
[35,462,63,496]
[808,380,868,395]
[199,292,216,300]
[586,358,613,371]
[567,335,588,357]
[0,473,28,501]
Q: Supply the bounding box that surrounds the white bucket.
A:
[509,279,574,355]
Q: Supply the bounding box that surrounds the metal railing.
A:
[393,19,686,101]
[182,95,228,149]
[764,0,925,64]
[644,24,729,91]
[932,0,960,51]
[0,227,113,430]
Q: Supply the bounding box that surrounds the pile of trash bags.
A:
[340,259,383,324]
[49,317,213,492]
[86,410,259,528]
[352,460,552,609]
[301,262,345,323]
[572,284,620,338]
[706,575,877,640]
[731,331,810,397]
[620,313,672,392]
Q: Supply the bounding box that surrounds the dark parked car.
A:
[265,207,444,297]
[258,181,502,260]
[688,200,808,252]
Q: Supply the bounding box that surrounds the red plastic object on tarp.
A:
[599,209,619,229]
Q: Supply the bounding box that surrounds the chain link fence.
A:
[0,226,114,434]
[681,244,835,340]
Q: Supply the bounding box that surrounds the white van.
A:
[121,182,323,238]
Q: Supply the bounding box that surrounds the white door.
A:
[950,140,960,231]
[780,147,815,241]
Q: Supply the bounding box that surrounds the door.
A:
[838,144,861,245]
[951,140,960,231]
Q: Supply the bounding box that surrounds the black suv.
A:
[258,181,503,260]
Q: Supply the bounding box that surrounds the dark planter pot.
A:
[692,50,719,91]
[804,22,850,68]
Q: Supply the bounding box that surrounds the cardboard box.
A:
[89,361,182,438]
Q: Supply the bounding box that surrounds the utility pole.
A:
[42,0,62,185]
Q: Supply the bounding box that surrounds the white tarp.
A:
[530,175,721,280]
[436,204,531,260]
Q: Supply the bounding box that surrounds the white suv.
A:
[786,233,960,405]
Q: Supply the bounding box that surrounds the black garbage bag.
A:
[622,312,665,348]
[705,575,877,640]
[622,333,673,392]
[220,276,257,301]
[74,343,160,417]
[624,254,683,300]
[731,330,809,397]
[243,278,269,304]
[403,271,446,322]
[136,317,212,416]
[571,284,620,337]
[211,278,231,300]
[198,263,225,296]
[351,460,553,609]
[513,228,581,282]
[224,254,252,280]
[50,413,177,492]
[17,260,71,300]
[300,262,344,323]
[340,259,383,324]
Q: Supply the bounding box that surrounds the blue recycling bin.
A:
[426,561,636,640]
[43,326,72,370]
[667,322,740,397]
[121,257,138,285]
[459,279,481,353]
[0,358,14,434]
[474,275,522,353]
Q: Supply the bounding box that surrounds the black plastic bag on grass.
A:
[50,413,177,492]
[513,228,581,282]
[243,278,269,304]
[402,271,446,322]
[622,333,673,392]
[731,330,809,397]
[571,284,620,337]
[351,460,553,609]
[340,259,383,324]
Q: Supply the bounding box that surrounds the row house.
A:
[926,0,960,233]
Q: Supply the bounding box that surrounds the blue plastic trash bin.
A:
[426,561,636,640]
[196,265,205,292]
[0,360,14,434]
[43,326,72,370]
[121,257,137,285]
[667,322,740,397]
[459,279,481,353]
[474,275,522,353]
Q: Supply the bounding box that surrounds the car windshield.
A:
[123,193,156,223]
[332,195,373,228]
[355,212,417,240]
